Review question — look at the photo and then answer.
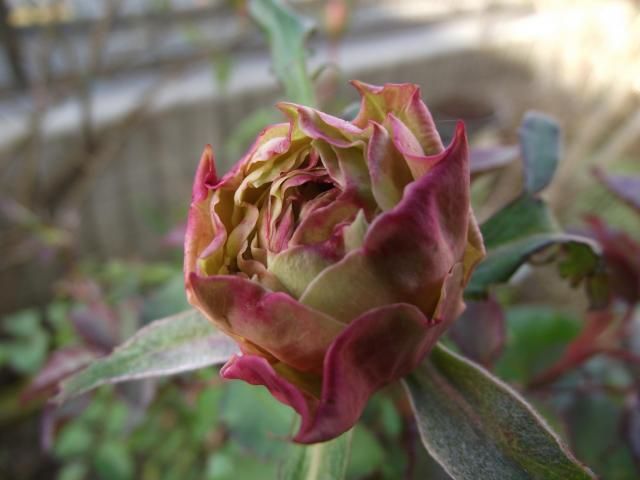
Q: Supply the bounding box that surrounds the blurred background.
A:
[0,0,639,479]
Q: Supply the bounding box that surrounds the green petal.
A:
[269,246,336,299]
[343,210,369,253]
[367,121,413,210]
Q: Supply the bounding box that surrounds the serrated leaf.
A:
[520,111,560,194]
[403,344,595,480]
[280,428,353,480]
[466,233,600,298]
[56,310,238,403]
[249,0,316,105]
[471,188,605,303]
[585,216,639,305]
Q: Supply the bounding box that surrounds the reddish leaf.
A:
[40,397,92,451]
[469,145,519,178]
[23,347,97,402]
[448,297,506,368]
[528,310,627,388]
[594,168,640,215]
[623,391,640,470]
[586,216,640,305]
[70,308,118,352]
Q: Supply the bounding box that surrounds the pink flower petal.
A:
[296,266,464,444]
[189,274,344,374]
[219,265,466,444]
[367,121,413,210]
[310,140,375,206]
[191,145,217,202]
[351,81,443,155]
[389,113,451,179]
[221,354,316,433]
[296,267,467,445]
[214,123,292,191]
[300,123,470,322]
[184,146,222,299]
[291,190,362,247]
[279,102,364,148]
[294,302,429,443]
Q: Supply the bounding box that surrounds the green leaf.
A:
[281,428,353,480]
[403,344,595,480]
[141,274,190,322]
[470,189,605,303]
[0,309,49,374]
[55,422,94,458]
[495,306,582,383]
[345,426,385,478]
[569,387,637,478]
[205,444,278,480]
[466,233,601,298]
[220,381,294,460]
[191,386,223,442]
[480,195,556,250]
[58,462,89,480]
[56,310,238,403]
[249,0,316,105]
[94,442,134,480]
[520,111,560,194]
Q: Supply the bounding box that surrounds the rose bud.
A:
[185,81,486,444]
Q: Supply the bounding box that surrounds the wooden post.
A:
[0,0,28,89]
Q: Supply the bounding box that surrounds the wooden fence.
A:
[1,0,639,313]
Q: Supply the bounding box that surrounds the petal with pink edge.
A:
[185,146,220,298]
[311,141,373,205]
[300,123,470,322]
[220,265,466,445]
[219,123,292,190]
[279,102,364,148]
[351,81,443,155]
[463,212,487,284]
[192,145,217,202]
[268,246,336,299]
[189,274,344,374]
[221,354,316,433]
[390,113,460,180]
[294,303,431,443]
[367,121,413,210]
[291,190,362,247]
[295,265,464,444]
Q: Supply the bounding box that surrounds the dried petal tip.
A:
[192,145,217,203]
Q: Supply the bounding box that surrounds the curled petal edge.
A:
[217,264,466,444]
